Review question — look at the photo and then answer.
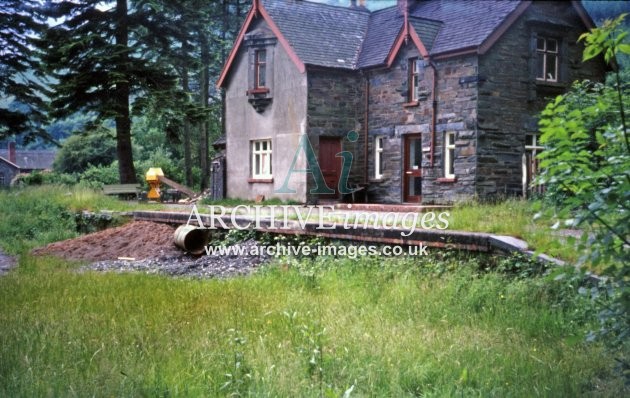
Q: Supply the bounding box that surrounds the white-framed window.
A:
[409,58,420,101]
[255,49,267,88]
[251,139,272,179]
[374,136,384,179]
[536,37,558,82]
[523,134,544,196]
[444,132,456,179]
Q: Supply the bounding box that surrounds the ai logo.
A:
[276,131,359,195]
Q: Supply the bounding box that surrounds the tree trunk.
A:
[199,28,210,191]
[181,43,193,187]
[115,0,136,183]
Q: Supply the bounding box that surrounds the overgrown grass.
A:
[0,186,625,395]
[0,254,624,397]
[0,186,164,254]
[448,199,580,262]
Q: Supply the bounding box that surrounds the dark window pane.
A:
[526,134,534,146]
[258,65,266,87]
[547,39,557,53]
[547,54,557,80]
[536,53,545,79]
[537,37,545,50]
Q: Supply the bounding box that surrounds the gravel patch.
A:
[80,239,270,278]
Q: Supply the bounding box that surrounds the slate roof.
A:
[218,0,592,85]
[357,7,402,69]
[262,0,370,69]
[0,150,56,171]
[259,0,522,70]
[410,0,521,55]
[357,8,443,68]
[409,16,443,52]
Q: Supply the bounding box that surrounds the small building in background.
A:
[0,142,57,187]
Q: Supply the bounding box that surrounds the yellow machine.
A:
[145,167,164,200]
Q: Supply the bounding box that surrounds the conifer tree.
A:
[41,0,178,183]
[0,0,50,143]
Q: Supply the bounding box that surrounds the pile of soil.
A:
[32,221,270,279]
[32,221,182,262]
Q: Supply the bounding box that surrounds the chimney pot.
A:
[8,142,16,164]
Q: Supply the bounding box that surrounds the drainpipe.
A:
[429,59,438,168]
[363,74,370,185]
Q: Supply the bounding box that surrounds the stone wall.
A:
[306,68,365,203]
[477,1,606,198]
[366,42,478,204]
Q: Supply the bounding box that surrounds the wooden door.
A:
[403,134,422,203]
[318,137,342,199]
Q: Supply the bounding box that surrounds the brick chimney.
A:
[350,0,367,8]
[8,141,16,164]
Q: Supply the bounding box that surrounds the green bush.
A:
[53,129,117,174]
[79,162,119,188]
[0,188,77,253]
[537,15,629,363]
[12,171,78,187]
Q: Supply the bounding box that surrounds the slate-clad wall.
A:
[306,68,365,203]
[477,1,606,198]
[0,160,18,187]
[366,42,478,204]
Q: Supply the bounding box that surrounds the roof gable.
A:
[0,156,20,170]
[217,0,306,88]
[218,0,597,86]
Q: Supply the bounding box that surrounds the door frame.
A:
[318,136,342,199]
[403,134,422,203]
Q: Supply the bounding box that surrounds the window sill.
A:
[403,101,419,108]
[436,177,457,183]
[247,87,270,95]
[535,80,567,89]
[369,177,384,182]
[248,178,273,184]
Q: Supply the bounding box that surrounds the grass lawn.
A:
[447,199,582,263]
[0,255,623,397]
[0,186,625,396]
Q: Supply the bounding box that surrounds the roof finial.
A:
[398,0,409,43]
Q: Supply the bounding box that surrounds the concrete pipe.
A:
[173,225,210,255]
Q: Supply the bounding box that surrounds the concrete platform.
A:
[132,208,565,265]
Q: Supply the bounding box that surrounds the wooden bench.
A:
[102,184,141,199]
